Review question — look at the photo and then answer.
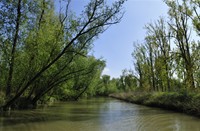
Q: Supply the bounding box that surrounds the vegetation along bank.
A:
[110,91,200,117]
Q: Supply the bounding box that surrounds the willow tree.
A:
[132,44,151,91]
[166,0,195,89]
[119,69,137,91]
[0,0,126,110]
[145,18,172,91]
[189,0,200,88]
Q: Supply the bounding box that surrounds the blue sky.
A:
[93,0,169,78]
[56,0,169,78]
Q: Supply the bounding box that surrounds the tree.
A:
[46,56,106,101]
[119,69,137,91]
[166,0,195,89]
[132,44,151,91]
[145,18,172,91]
[0,0,126,110]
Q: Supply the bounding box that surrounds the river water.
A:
[0,97,199,131]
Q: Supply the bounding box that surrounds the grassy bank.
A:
[109,91,200,117]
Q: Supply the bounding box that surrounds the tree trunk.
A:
[186,64,195,89]
[6,0,22,98]
[74,86,88,101]
[165,61,170,92]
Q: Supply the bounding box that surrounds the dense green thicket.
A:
[95,69,138,96]
[0,0,126,110]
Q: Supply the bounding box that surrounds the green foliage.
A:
[94,69,138,96]
[0,0,126,109]
[0,92,5,105]
[96,75,113,95]
[110,0,200,117]
[131,0,200,92]
[111,91,200,116]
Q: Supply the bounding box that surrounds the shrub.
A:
[110,91,200,117]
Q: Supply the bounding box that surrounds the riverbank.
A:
[109,91,200,117]
[2,97,200,131]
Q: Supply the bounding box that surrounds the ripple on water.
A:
[0,98,200,131]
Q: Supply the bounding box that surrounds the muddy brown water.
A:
[0,97,200,131]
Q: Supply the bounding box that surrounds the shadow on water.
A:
[0,109,97,127]
[0,97,110,127]
[0,97,200,131]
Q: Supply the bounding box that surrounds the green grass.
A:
[109,91,200,117]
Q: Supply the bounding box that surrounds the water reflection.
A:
[0,97,200,131]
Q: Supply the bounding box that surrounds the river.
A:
[0,97,199,131]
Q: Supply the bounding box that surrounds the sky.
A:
[56,0,169,78]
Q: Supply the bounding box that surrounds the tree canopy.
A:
[0,0,126,110]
